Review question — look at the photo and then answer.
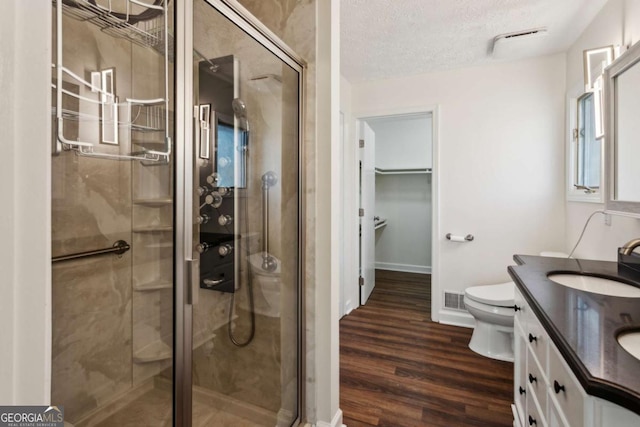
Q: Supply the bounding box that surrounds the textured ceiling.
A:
[341,0,608,82]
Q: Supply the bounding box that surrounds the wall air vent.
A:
[490,27,548,58]
[444,291,466,311]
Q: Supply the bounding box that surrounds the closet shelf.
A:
[375,167,432,175]
[374,219,388,230]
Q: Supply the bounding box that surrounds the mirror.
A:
[584,46,614,91]
[605,41,640,215]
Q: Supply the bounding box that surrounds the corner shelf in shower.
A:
[144,241,173,249]
[134,280,173,292]
[133,198,173,207]
[132,225,173,233]
[133,331,216,364]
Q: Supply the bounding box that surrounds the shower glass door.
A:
[183,1,302,425]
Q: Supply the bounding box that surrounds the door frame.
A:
[174,1,307,425]
[345,105,440,321]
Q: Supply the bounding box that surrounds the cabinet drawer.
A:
[526,309,548,371]
[526,346,547,418]
[526,388,548,427]
[548,344,585,427]
[548,397,569,427]
[512,404,523,427]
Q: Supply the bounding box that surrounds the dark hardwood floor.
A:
[340,270,514,427]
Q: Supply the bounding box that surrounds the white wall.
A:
[565,0,640,260]
[340,75,358,316]
[368,115,432,273]
[350,54,567,324]
[0,1,52,404]
[314,0,342,425]
[375,174,432,273]
[369,115,432,170]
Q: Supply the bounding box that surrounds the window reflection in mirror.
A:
[576,92,600,191]
[583,46,614,91]
[214,118,247,189]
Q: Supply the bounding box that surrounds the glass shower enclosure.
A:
[50,1,303,425]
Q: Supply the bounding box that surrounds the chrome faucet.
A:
[620,238,640,256]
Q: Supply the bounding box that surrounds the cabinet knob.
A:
[514,305,522,312]
[553,380,566,394]
[528,415,537,425]
[519,386,526,395]
[528,333,537,343]
[528,373,537,384]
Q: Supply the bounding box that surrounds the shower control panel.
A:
[195,56,245,294]
[197,179,236,294]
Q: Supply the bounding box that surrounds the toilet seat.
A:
[465,281,514,307]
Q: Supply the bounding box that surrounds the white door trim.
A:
[349,105,441,321]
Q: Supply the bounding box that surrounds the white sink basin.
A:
[618,332,640,361]
[547,273,640,298]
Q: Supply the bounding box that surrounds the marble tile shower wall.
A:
[51,12,173,423]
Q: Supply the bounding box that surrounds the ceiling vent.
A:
[490,27,548,58]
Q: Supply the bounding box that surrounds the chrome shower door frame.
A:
[174,1,307,426]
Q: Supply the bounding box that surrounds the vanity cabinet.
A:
[512,286,640,427]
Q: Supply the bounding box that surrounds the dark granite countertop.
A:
[508,255,640,415]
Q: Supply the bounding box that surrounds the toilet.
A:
[244,251,282,318]
[464,251,569,362]
[464,281,516,362]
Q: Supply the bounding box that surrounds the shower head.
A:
[232,98,250,133]
[232,98,247,119]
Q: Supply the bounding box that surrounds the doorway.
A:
[346,107,439,317]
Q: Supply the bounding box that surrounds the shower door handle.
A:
[186,258,199,305]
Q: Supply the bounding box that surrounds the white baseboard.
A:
[375,262,431,274]
[344,300,354,316]
[438,309,475,328]
[315,409,343,427]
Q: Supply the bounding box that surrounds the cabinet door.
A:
[526,309,548,372]
[595,397,640,427]
[526,346,548,419]
[514,322,527,427]
[548,344,586,427]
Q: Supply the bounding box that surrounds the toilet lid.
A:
[465,282,515,307]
